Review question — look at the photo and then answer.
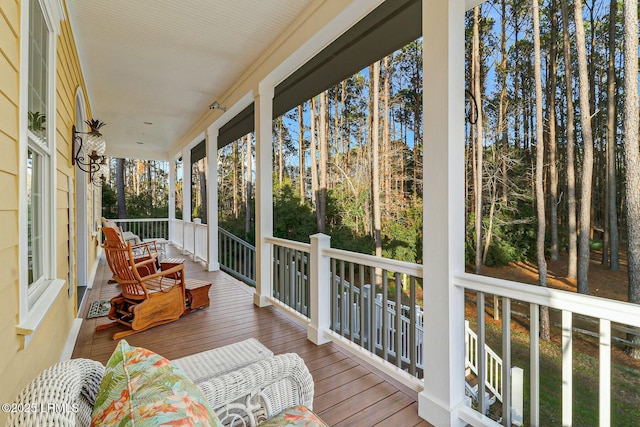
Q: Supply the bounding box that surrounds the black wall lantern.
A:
[72,119,107,186]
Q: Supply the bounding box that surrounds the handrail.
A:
[110,218,170,223]
[323,247,423,278]
[265,236,311,254]
[455,272,640,327]
[220,227,256,250]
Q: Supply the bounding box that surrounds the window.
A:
[19,0,64,334]
[25,0,53,305]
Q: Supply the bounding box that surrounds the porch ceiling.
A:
[66,0,314,160]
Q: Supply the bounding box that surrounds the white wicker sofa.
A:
[5,339,318,427]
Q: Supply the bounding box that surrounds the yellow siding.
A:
[0,0,97,420]
[0,131,18,174]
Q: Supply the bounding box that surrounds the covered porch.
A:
[73,245,430,427]
[69,0,640,425]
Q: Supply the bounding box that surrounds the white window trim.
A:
[17,0,66,346]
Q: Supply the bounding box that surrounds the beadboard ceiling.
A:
[67,0,314,159]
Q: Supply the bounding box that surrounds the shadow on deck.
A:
[73,245,431,427]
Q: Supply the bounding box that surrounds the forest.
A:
[104,0,639,352]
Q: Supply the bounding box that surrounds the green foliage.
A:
[273,181,316,242]
[466,201,537,266]
[382,199,422,264]
[102,185,117,218]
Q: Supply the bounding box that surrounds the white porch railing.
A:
[169,219,207,262]
[162,224,639,426]
[109,218,169,240]
[455,272,640,427]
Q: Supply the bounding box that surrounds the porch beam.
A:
[418,0,467,425]
[254,85,274,307]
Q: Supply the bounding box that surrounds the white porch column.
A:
[418,0,467,426]
[182,147,192,255]
[206,128,220,271]
[308,233,331,345]
[254,85,274,307]
[168,156,176,242]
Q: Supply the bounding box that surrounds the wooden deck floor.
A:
[73,246,431,427]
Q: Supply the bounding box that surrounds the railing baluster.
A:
[331,258,337,331]
[382,271,388,362]
[599,318,611,427]
[502,297,511,426]
[477,291,486,415]
[562,310,573,426]
[410,276,416,376]
[359,265,368,351]
[530,303,540,426]
[395,272,401,368]
[349,262,355,342]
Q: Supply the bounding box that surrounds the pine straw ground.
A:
[466,250,640,426]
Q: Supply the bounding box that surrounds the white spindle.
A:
[562,310,573,426]
[530,303,540,426]
[599,319,611,427]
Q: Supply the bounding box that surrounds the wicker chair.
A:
[6,350,314,427]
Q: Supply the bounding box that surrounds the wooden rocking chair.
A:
[102,226,159,277]
[97,242,211,340]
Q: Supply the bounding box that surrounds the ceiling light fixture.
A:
[208,101,227,112]
[72,119,108,186]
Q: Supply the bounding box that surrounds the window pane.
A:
[28,0,48,145]
[27,148,43,285]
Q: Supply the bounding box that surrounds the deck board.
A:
[72,245,433,426]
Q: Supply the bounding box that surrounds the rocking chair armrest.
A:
[195,353,314,421]
[133,257,157,270]
[141,264,184,282]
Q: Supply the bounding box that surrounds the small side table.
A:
[160,257,185,279]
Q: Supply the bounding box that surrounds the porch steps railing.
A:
[218,227,256,286]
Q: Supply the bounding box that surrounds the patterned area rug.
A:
[87,299,111,319]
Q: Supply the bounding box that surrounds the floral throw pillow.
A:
[257,405,328,427]
[91,339,222,427]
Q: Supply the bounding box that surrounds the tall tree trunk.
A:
[116,158,127,219]
[198,162,207,223]
[548,0,560,261]
[372,61,382,259]
[533,0,550,341]
[383,56,391,210]
[241,138,246,205]
[575,0,594,295]
[232,140,239,218]
[310,97,319,209]
[606,0,620,270]
[318,92,328,233]
[245,134,252,239]
[499,0,509,204]
[561,0,578,279]
[473,6,484,274]
[278,116,284,186]
[623,0,640,358]
[298,104,305,203]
